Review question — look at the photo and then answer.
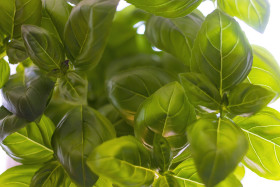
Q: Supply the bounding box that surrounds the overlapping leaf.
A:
[6,40,28,64]
[0,58,10,88]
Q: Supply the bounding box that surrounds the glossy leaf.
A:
[188,118,248,186]
[6,40,28,64]
[0,58,10,89]
[58,71,88,105]
[1,67,55,121]
[145,10,204,66]
[234,107,280,180]
[227,83,276,115]
[64,0,119,70]
[125,0,202,18]
[0,165,41,187]
[135,82,196,153]
[217,0,270,33]
[180,72,221,111]
[247,45,280,94]
[52,106,116,186]
[1,115,55,164]
[87,136,156,187]
[107,67,175,125]
[22,25,65,72]
[191,9,253,92]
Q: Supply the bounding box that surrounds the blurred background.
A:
[1,0,280,186]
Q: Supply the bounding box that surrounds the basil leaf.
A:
[64,0,119,70]
[247,45,280,95]
[107,67,175,125]
[180,72,221,111]
[145,10,204,67]
[22,25,65,72]
[41,9,61,41]
[0,165,42,187]
[218,0,270,33]
[234,107,280,180]
[52,106,116,186]
[93,178,113,187]
[0,58,10,89]
[125,0,202,18]
[6,40,28,64]
[153,134,172,172]
[87,136,156,187]
[135,82,196,154]
[191,9,253,92]
[1,67,55,121]
[227,83,276,116]
[188,118,248,186]
[0,1,15,40]
[1,115,55,164]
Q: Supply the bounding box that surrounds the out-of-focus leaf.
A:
[52,106,116,186]
[135,82,196,154]
[0,0,15,41]
[234,163,245,181]
[0,58,10,88]
[6,40,28,64]
[87,136,156,187]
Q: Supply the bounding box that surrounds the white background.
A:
[1,0,280,186]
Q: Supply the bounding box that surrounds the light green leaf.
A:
[64,0,119,70]
[234,107,280,180]
[93,178,113,187]
[145,10,204,67]
[125,0,202,18]
[0,58,10,88]
[234,163,245,181]
[22,25,65,72]
[227,83,276,115]
[191,9,253,92]
[87,136,156,187]
[52,106,116,186]
[0,165,42,187]
[107,67,175,125]
[6,39,28,64]
[1,115,55,164]
[217,0,270,33]
[188,118,248,186]
[135,82,196,154]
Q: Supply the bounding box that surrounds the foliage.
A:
[0,0,279,186]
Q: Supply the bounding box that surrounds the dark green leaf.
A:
[217,0,270,33]
[135,82,196,154]
[0,58,10,88]
[87,136,156,187]
[64,0,119,70]
[227,83,276,115]
[1,115,55,164]
[179,72,221,111]
[0,165,42,187]
[0,0,15,40]
[22,25,65,72]
[191,9,253,92]
[1,67,55,121]
[52,106,116,186]
[125,0,202,18]
[6,39,28,64]
[107,67,175,125]
[145,10,204,67]
[41,9,61,40]
[188,118,248,186]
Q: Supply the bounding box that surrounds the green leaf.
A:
[234,107,280,180]
[1,115,55,164]
[31,161,72,187]
[41,9,61,41]
[6,39,28,64]
[64,0,119,70]
[1,67,55,121]
[58,71,88,105]
[234,163,245,181]
[0,165,42,187]
[217,0,270,33]
[135,82,196,154]
[0,58,10,89]
[227,83,276,116]
[247,45,280,95]
[191,9,253,92]
[93,178,113,187]
[179,72,221,111]
[125,0,202,18]
[0,0,15,40]
[107,67,175,125]
[188,118,248,186]
[22,25,65,72]
[145,10,204,67]
[87,136,156,187]
[52,106,116,186]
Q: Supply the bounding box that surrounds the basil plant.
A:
[0,0,279,186]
